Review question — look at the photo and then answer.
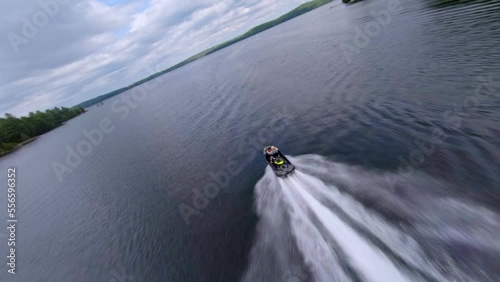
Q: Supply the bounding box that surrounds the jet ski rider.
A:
[267,146,284,166]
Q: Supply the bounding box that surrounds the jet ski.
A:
[263,146,295,177]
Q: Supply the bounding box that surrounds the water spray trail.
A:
[281,175,412,282]
[279,174,350,282]
[244,155,499,282]
[289,170,452,281]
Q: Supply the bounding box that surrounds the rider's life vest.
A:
[274,157,285,165]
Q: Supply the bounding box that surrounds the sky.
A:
[0,0,308,116]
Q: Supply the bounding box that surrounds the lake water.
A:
[1,0,499,281]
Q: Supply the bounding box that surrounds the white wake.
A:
[243,155,500,282]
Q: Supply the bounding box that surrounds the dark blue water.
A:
[1,0,499,281]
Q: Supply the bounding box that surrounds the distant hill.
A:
[76,0,333,108]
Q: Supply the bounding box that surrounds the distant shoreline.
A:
[76,0,334,109]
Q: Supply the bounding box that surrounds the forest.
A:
[0,107,85,156]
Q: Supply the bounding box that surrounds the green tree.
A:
[0,106,85,155]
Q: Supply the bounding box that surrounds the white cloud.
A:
[0,0,308,116]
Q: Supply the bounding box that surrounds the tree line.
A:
[0,107,85,155]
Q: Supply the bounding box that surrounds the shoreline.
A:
[76,0,334,108]
[0,108,87,159]
[0,137,38,158]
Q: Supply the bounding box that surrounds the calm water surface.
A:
[1,0,499,281]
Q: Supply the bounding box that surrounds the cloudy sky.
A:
[0,0,308,116]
